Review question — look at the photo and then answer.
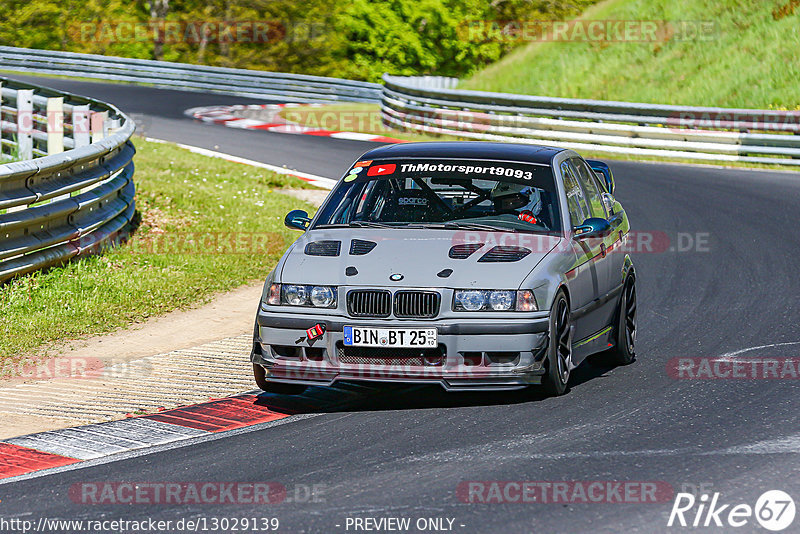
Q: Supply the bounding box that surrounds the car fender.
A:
[622,254,636,283]
[520,240,577,314]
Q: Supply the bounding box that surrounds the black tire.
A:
[608,276,637,365]
[253,364,307,395]
[541,290,572,396]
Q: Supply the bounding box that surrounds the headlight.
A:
[456,290,486,311]
[310,286,335,308]
[489,290,515,311]
[454,289,538,312]
[266,284,337,308]
[283,284,309,306]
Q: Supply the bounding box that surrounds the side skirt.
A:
[571,325,615,362]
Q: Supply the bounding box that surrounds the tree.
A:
[0,0,598,81]
[144,0,170,60]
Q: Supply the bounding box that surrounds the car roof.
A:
[358,141,565,166]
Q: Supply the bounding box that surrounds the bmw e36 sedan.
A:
[251,142,636,396]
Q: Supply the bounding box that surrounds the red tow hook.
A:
[306,323,326,340]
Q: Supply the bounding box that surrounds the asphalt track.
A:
[2,75,799,533]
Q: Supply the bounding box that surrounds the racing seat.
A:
[533,191,557,230]
[381,188,442,223]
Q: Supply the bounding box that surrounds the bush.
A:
[0,0,597,82]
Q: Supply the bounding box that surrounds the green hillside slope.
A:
[461,0,800,109]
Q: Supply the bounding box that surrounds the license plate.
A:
[343,326,437,348]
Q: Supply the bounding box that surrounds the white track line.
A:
[144,137,336,189]
[715,342,800,361]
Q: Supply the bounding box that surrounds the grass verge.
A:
[0,137,318,362]
[461,0,800,109]
[0,135,22,164]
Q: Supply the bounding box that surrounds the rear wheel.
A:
[253,364,307,395]
[608,276,637,365]
[541,290,572,396]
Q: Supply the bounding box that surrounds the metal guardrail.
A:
[5,45,796,169]
[382,75,800,166]
[0,46,382,104]
[0,76,136,283]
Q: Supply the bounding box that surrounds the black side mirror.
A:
[574,217,611,239]
[284,209,311,231]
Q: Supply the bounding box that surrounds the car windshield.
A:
[314,158,562,234]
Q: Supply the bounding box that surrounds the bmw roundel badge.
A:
[390,273,404,281]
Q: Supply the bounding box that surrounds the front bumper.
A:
[251,308,550,392]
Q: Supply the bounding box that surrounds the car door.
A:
[570,157,619,332]
[585,160,630,292]
[560,160,603,343]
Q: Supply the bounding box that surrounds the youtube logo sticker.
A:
[367,163,396,176]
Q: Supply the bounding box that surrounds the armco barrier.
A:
[381,75,800,166]
[0,46,382,103]
[7,47,795,165]
[0,76,135,283]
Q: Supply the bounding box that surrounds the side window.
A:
[571,158,607,219]
[560,161,589,226]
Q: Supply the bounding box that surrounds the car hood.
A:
[278,228,562,289]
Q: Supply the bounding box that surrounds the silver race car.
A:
[251,142,636,396]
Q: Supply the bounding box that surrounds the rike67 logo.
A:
[668,490,796,531]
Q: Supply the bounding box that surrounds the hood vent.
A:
[477,246,532,263]
[449,243,484,259]
[350,239,377,255]
[305,240,341,256]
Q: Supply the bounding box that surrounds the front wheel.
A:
[541,290,572,396]
[253,364,307,395]
[608,276,637,365]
